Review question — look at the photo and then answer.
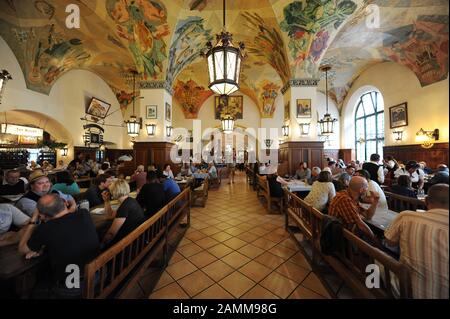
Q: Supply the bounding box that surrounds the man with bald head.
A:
[384,184,449,299]
[328,175,380,240]
[19,194,99,297]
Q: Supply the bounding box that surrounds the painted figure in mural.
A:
[173,79,212,119]
[107,0,170,78]
[260,82,279,118]
[382,15,448,86]
[280,0,357,65]
[27,24,90,86]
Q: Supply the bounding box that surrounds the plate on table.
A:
[91,208,105,215]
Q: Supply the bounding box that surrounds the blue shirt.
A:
[163,179,181,202]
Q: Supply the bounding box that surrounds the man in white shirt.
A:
[362,153,385,185]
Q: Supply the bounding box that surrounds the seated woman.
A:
[52,170,81,195]
[163,164,175,179]
[390,175,416,198]
[208,163,218,180]
[102,179,145,248]
[266,167,288,198]
[304,171,336,212]
[295,162,311,181]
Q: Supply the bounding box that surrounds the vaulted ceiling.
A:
[0,0,448,117]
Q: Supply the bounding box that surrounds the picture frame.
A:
[296,99,311,118]
[284,101,290,121]
[389,102,408,128]
[215,95,243,120]
[165,102,171,122]
[86,97,111,119]
[146,105,157,119]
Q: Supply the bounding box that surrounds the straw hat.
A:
[28,170,48,183]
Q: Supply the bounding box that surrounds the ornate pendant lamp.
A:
[203,0,245,96]
[220,96,234,134]
[318,65,337,136]
[124,70,142,137]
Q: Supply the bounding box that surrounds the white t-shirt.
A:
[394,167,425,183]
[0,204,30,234]
[304,181,336,211]
[368,179,388,211]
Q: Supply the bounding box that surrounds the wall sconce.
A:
[146,123,156,136]
[299,123,310,136]
[281,125,289,137]
[60,148,68,156]
[393,130,403,142]
[416,128,439,148]
[166,125,173,137]
[278,138,283,145]
[0,69,12,104]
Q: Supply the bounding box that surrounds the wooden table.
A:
[365,210,398,232]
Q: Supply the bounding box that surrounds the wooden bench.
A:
[191,177,209,207]
[385,191,427,212]
[82,188,190,299]
[285,189,412,299]
[257,175,283,214]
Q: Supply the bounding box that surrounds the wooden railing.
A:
[285,189,412,299]
[385,191,427,212]
[83,188,190,299]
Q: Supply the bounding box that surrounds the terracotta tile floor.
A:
[149,171,341,299]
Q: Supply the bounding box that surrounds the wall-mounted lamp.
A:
[393,130,403,142]
[416,128,439,148]
[282,124,289,137]
[278,138,283,145]
[0,69,12,104]
[166,125,173,137]
[299,123,310,136]
[146,123,156,136]
[60,148,68,156]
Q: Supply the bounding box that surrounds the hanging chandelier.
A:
[124,70,142,137]
[318,65,337,136]
[203,0,245,96]
[220,96,234,134]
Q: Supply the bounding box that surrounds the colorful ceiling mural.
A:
[0,0,448,117]
[173,79,213,118]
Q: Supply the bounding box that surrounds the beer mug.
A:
[78,199,90,211]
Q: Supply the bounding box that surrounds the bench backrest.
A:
[83,188,190,298]
[309,206,412,299]
[257,175,268,193]
[285,190,313,239]
[385,191,427,212]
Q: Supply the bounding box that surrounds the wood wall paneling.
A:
[383,143,449,169]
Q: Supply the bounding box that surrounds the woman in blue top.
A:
[52,170,81,195]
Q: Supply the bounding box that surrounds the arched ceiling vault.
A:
[0,0,447,117]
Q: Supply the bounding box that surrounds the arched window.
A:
[354,91,384,162]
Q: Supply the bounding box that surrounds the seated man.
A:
[136,171,165,218]
[0,204,30,247]
[159,171,180,203]
[428,164,449,186]
[18,194,100,297]
[328,176,379,241]
[130,165,147,191]
[308,167,321,185]
[85,174,113,208]
[384,184,449,299]
[15,170,76,217]
[0,169,28,196]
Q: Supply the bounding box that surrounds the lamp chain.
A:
[325,68,329,114]
[223,0,226,28]
[132,71,136,117]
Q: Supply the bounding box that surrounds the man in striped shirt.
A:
[385,184,449,299]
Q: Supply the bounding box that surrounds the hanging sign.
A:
[1,124,43,137]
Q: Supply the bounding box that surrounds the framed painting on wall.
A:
[146,105,157,119]
[389,102,408,128]
[284,101,290,121]
[215,95,243,120]
[86,97,111,119]
[296,99,311,118]
[165,102,171,121]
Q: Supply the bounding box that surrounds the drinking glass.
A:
[417,189,425,200]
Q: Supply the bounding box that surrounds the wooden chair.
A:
[191,177,209,207]
[257,175,283,214]
[385,191,427,212]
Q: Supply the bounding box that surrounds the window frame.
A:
[354,91,384,162]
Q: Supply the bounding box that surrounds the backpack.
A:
[320,215,344,255]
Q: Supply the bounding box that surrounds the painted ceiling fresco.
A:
[0,0,448,117]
